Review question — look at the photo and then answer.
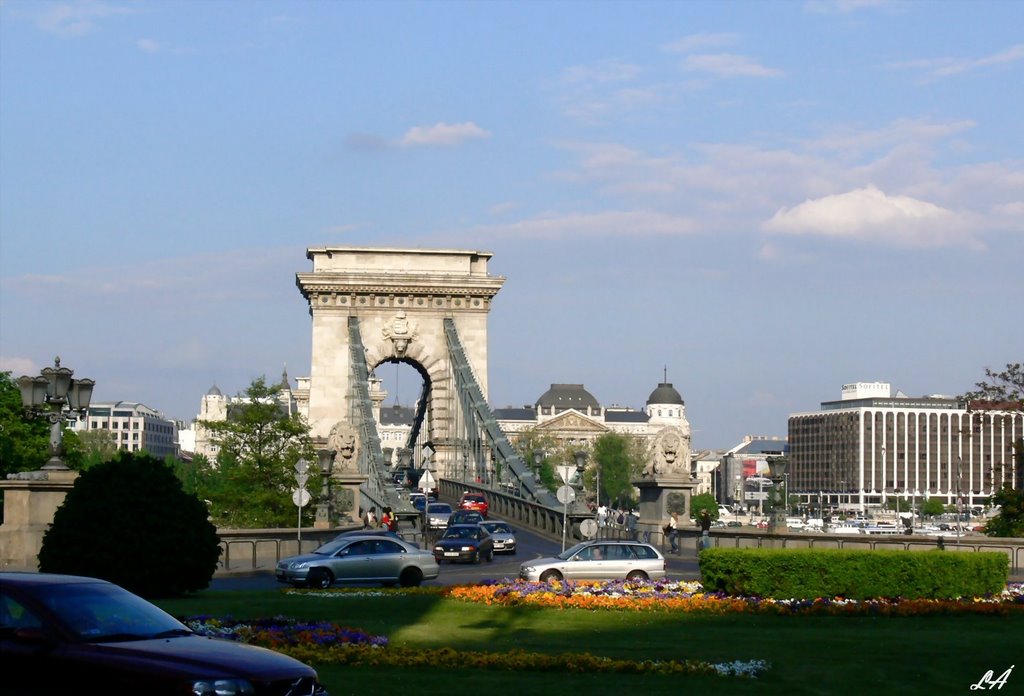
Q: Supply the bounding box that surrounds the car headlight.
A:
[288,560,311,570]
[191,678,256,695]
[461,545,475,552]
[523,566,536,573]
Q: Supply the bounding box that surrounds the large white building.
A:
[495,379,692,455]
[788,382,1023,511]
[69,401,179,459]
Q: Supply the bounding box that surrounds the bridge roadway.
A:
[210,518,701,591]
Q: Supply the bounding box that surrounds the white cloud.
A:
[396,122,491,148]
[0,356,39,376]
[35,1,135,37]
[471,210,699,240]
[561,59,642,85]
[804,0,893,14]
[886,43,1024,81]
[662,33,740,54]
[763,185,981,249]
[136,38,159,53]
[681,53,784,78]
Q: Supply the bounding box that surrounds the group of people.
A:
[663,508,714,554]
[362,506,399,532]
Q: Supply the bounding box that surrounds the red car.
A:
[459,492,489,518]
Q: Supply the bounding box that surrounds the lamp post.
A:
[315,448,336,528]
[558,451,587,552]
[533,449,544,485]
[294,459,311,546]
[17,356,95,470]
[767,457,788,533]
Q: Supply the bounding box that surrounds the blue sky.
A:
[1,0,1021,450]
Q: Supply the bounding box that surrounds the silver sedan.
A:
[276,534,439,588]
[480,520,517,554]
[519,539,666,582]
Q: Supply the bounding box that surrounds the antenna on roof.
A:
[663,365,668,383]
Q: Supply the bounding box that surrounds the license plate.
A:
[444,552,459,557]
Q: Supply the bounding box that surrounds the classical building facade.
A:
[68,401,179,459]
[788,382,1023,511]
[183,368,298,460]
[494,379,692,462]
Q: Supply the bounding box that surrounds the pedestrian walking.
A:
[664,511,680,554]
[698,508,712,550]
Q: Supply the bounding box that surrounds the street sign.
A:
[556,485,576,504]
[292,489,311,508]
[556,465,576,484]
[295,459,310,475]
[580,518,597,538]
[295,472,309,488]
[419,469,436,492]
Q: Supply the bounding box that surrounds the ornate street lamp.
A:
[315,448,336,527]
[766,457,788,533]
[17,356,95,470]
[532,449,544,481]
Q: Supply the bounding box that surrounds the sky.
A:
[1,0,1022,451]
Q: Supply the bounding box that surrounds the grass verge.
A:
[155,588,1022,695]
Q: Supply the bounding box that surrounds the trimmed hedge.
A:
[698,547,1008,600]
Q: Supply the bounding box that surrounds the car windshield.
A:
[428,504,451,513]
[483,523,511,534]
[557,541,591,560]
[312,540,348,555]
[442,527,479,540]
[25,581,189,642]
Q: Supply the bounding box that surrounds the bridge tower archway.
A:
[295,247,506,478]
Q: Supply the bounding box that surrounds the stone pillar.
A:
[0,467,79,571]
[634,474,699,537]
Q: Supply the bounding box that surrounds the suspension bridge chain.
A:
[443,318,559,507]
[347,317,413,515]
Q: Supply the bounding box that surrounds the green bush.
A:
[698,547,1008,600]
[38,451,221,597]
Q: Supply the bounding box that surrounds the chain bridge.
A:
[295,247,562,531]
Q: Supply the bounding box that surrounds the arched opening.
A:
[370,358,430,480]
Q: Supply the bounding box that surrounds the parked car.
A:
[448,509,485,527]
[726,520,744,528]
[519,539,666,582]
[459,492,489,518]
[479,520,517,554]
[432,524,495,564]
[0,571,327,696]
[410,492,427,511]
[276,534,439,588]
[426,503,454,529]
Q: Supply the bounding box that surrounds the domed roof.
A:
[536,384,600,410]
[646,382,684,406]
[206,384,223,397]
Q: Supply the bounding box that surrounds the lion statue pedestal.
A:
[634,426,698,539]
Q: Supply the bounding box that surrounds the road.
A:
[209,521,701,591]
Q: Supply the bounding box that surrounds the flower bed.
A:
[445,578,1024,616]
[183,579,1024,679]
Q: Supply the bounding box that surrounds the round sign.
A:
[292,489,311,508]
[579,518,598,538]
[556,485,576,504]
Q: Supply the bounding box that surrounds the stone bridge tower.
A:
[295,247,505,474]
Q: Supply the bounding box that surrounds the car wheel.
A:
[539,569,562,583]
[307,568,333,589]
[626,570,648,581]
[399,567,423,588]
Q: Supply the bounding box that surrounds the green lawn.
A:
[155,590,1022,695]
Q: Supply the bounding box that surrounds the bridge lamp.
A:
[17,356,95,470]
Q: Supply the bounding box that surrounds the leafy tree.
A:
[0,371,62,476]
[691,492,719,520]
[920,497,946,519]
[961,362,1023,403]
[590,433,639,507]
[194,377,315,528]
[961,362,1024,533]
[75,428,118,470]
[983,486,1024,537]
[38,450,221,597]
